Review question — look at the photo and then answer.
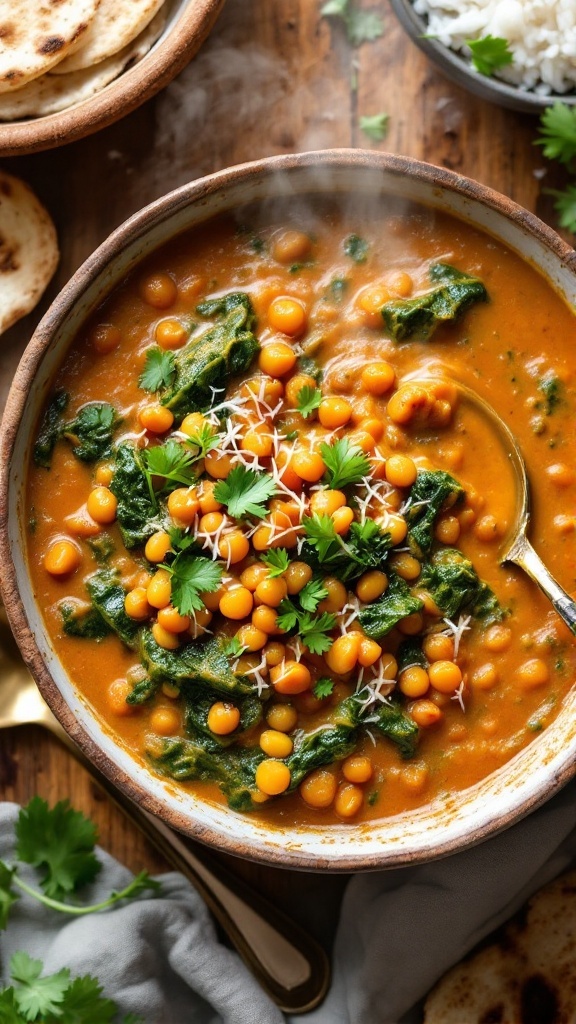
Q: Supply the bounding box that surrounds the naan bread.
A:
[424,868,576,1024]
[0,0,100,93]
[52,0,166,74]
[0,172,59,335]
[0,9,166,120]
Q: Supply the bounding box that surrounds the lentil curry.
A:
[26,199,576,825]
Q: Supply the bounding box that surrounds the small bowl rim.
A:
[0,0,225,157]
[3,149,576,870]
[389,0,576,114]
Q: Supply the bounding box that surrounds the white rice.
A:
[413,0,576,95]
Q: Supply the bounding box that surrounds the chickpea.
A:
[410,700,442,728]
[107,678,134,716]
[205,450,233,479]
[399,666,430,698]
[218,530,250,565]
[124,587,151,621]
[332,506,354,535]
[199,511,225,534]
[263,641,286,665]
[189,607,213,638]
[208,702,241,735]
[385,454,417,489]
[356,570,387,603]
[145,531,172,563]
[300,769,337,809]
[198,480,223,514]
[139,404,174,433]
[356,284,391,327]
[347,429,375,454]
[387,271,413,297]
[387,383,433,425]
[255,760,291,796]
[423,633,454,662]
[157,605,191,634]
[259,341,297,377]
[201,586,226,612]
[401,764,429,794]
[92,323,121,354]
[149,707,180,736]
[357,637,382,667]
[260,729,293,758]
[284,372,318,407]
[428,660,463,694]
[255,576,288,607]
[474,515,502,543]
[266,703,297,732]
[318,577,348,614]
[386,514,408,545]
[152,622,180,650]
[268,296,306,337]
[87,486,117,525]
[326,633,361,675]
[483,624,512,652]
[253,605,282,634]
[546,462,575,487]
[147,569,172,609]
[361,361,395,396]
[291,449,325,483]
[220,586,254,620]
[380,653,399,679]
[390,553,421,582]
[270,660,311,694]
[44,539,81,576]
[284,561,313,595]
[234,624,266,652]
[274,448,304,492]
[358,417,384,442]
[139,272,177,309]
[272,229,311,264]
[398,612,425,635]
[168,487,200,525]
[516,658,549,690]
[318,397,352,429]
[241,424,274,458]
[334,783,363,818]
[155,318,187,350]
[342,755,373,784]
[95,463,114,486]
[240,563,269,591]
[310,489,346,516]
[471,663,499,691]
[435,515,461,545]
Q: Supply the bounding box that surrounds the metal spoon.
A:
[440,378,576,635]
[0,608,330,1013]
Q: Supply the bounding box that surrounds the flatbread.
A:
[0,172,59,335]
[424,868,576,1024]
[0,0,100,93]
[0,9,166,120]
[52,0,166,74]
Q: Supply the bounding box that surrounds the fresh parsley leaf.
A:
[321,0,384,46]
[15,798,100,901]
[546,184,576,233]
[466,35,513,76]
[138,347,176,392]
[359,112,389,142]
[213,465,277,519]
[343,233,369,263]
[165,553,223,616]
[302,513,342,563]
[276,598,300,633]
[182,422,220,460]
[298,611,337,655]
[296,384,322,418]
[10,953,70,1021]
[0,988,22,1024]
[167,526,198,554]
[261,548,290,577]
[57,974,118,1024]
[142,440,198,492]
[313,677,335,699]
[320,438,371,489]
[537,103,576,167]
[0,861,19,929]
[299,578,329,613]
[223,636,246,658]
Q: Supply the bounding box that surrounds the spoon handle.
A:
[46,718,330,1013]
[507,534,576,634]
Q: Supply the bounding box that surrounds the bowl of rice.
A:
[389,0,576,113]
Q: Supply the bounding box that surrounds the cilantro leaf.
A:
[0,861,19,929]
[359,112,389,142]
[546,184,576,233]
[261,548,290,577]
[321,0,384,46]
[167,526,198,554]
[165,553,223,616]
[213,465,277,519]
[299,578,329,613]
[10,953,70,1021]
[223,636,246,658]
[320,438,371,489]
[343,233,369,263]
[182,422,220,461]
[537,103,576,166]
[0,989,22,1024]
[15,798,100,901]
[296,384,322,418]
[276,598,300,632]
[138,347,176,392]
[466,35,513,76]
[313,677,335,699]
[301,513,342,563]
[57,974,118,1024]
[298,611,337,655]
[142,440,198,492]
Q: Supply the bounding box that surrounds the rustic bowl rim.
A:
[2,149,576,871]
[389,0,576,114]
[0,0,225,157]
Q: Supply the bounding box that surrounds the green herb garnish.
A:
[320,437,371,489]
[466,35,513,76]
[313,677,335,699]
[138,347,176,392]
[296,384,323,418]
[359,112,389,141]
[164,553,223,616]
[261,548,291,577]
[214,465,277,520]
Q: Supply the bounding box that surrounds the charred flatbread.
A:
[0,172,59,335]
[52,0,166,74]
[0,0,99,93]
[424,868,576,1024]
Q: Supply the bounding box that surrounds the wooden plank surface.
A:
[0,0,568,951]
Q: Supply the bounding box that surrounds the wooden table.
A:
[1,0,568,957]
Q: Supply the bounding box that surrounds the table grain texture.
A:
[0,0,569,953]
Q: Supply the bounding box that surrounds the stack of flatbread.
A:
[0,171,58,334]
[0,0,171,120]
[424,868,576,1023]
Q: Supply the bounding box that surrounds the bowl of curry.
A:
[2,151,576,870]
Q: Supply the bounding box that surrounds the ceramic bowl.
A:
[0,0,224,157]
[2,150,576,871]
[389,0,576,114]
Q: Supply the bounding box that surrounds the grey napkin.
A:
[1,783,576,1024]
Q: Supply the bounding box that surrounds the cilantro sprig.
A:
[299,577,329,613]
[359,112,389,142]
[296,384,322,418]
[466,35,513,77]
[546,184,576,234]
[313,677,335,699]
[320,0,384,47]
[214,465,277,519]
[163,552,223,616]
[138,347,176,392]
[320,437,371,490]
[276,596,336,655]
[0,798,160,933]
[141,440,198,504]
[0,951,142,1023]
[261,548,290,577]
[537,102,576,168]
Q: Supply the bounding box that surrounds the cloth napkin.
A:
[1,782,576,1024]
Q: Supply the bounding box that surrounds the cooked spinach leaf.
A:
[537,373,563,415]
[145,735,265,811]
[110,443,162,549]
[159,293,259,417]
[419,547,502,623]
[406,470,464,558]
[33,391,69,468]
[86,532,115,565]
[297,355,323,383]
[382,263,488,342]
[300,516,392,582]
[344,234,369,263]
[358,573,424,640]
[183,690,262,748]
[61,402,118,462]
[140,632,254,696]
[86,571,141,649]
[397,637,427,674]
[59,600,111,640]
[369,697,419,759]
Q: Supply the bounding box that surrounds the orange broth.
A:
[26,199,576,826]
